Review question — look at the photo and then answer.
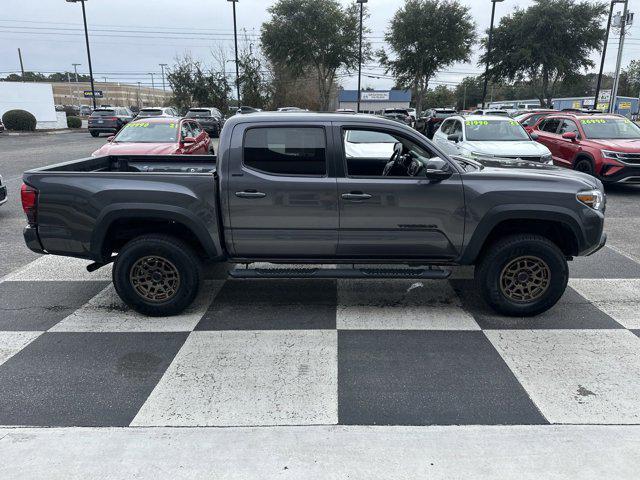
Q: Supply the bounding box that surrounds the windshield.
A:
[434,111,455,118]
[465,119,530,141]
[139,109,163,116]
[186,110,211,118]
[580,118,640,139]
[91,110,115,116]
[114,121,178,143]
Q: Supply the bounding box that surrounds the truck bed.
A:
[27,154,216,174]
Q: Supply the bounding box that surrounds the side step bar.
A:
[228,267,451,280]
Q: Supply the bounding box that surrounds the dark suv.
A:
[185,107,225,137]
[88,107,133,137]
[416,108,457,138]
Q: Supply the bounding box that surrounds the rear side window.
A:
[243,127,326,176]
[540,118,561,133]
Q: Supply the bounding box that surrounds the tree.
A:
[480,0,607,107]
[423,85,457,109]
[261,0,367,110]
[379,0,475,114]
[167,54,232,114]
[238,45,271,109]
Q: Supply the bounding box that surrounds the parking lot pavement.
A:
[0,134,639,477]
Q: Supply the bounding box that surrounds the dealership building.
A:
[338,89,412,113]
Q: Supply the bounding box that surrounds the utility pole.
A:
[72,63,81,110]
[103,76,108,105]
[227,0,241,107]
[137,82,142,109]
[18,48,25,81]
[159,63,167,92]
[610,1,632,114]
[149,73,155,91]
[594,1,620,112]
[481,0,505,108]
[463,83,467,110]
[67,0,97,109]
[356,0,368,114]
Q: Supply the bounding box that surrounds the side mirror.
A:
[424,168,453,182]
[562,132,577,141]
[107,135,115,142]
[182,136,196,144]
[447,133,462,143]
[530,133,539,141]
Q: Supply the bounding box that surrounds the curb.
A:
[3,129,87,137]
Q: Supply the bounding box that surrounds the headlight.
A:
[576,189,605,211]
[602,150,621,160]
[541,153,553,165]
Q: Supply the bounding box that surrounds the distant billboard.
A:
[84,90,103,98]
[361,91,390,101]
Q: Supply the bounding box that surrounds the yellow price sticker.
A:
[581,119,606,124]
[465,120,489,126]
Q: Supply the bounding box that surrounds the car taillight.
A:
[21,183,38,226]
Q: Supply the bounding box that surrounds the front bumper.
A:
[584,232,607,256]
[23,225,46,254]
[601,165,640,184]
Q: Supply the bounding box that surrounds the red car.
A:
[92,117,212,157]
[513,110,557,133]
[532,113,640,184]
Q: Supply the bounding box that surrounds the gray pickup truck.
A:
[22,113,606,317]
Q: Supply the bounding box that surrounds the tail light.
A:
[21,183,38,226]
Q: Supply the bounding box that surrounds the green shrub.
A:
[67,116,82,129]
[2,109,37,131]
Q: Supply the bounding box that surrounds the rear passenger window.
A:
[540,119,561,133]
[243,127,326,176]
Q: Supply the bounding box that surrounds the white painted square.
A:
[337,279,479,330]
[569,279,640,329]
[50,282,223,332]
[0,332,42,366]
[132,330,338,426]
[4,256,112,282]
[486,330,640,424]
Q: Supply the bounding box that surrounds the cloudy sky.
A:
[1,0,638,94]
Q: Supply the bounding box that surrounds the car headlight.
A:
[576,189,605,211]
[602,150,621,160]
[541,153,553,165]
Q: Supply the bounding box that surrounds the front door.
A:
[227,124,338,257]
[535,117,564,164]
[336,126,465,259]
[556,119,581,167]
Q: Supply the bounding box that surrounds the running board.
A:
[228,267,451,280]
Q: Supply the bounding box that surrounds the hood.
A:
[462,140,550,157]
[92,142,178,156]
[588,138,640,151]
[455,156,602,190]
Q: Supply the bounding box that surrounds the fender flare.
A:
[90,203,220,261]
[459,204,586,265]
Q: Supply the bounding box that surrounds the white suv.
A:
[432,115,553,164]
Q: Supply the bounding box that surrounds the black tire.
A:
[574,157,595,176]
[112,234,202,316]
[475,234,568,317]
[90,131,99,137]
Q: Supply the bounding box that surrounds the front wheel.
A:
[113,234,202,316]
[574,157,595,176]
[475,234,568,316]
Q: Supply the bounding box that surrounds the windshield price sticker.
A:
[509,121,519,126]
[581,119,607,125]
[127,122,151,128]
[466,120,489,126]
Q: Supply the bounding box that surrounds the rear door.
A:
[336,124,464,259]
[556,119,581,167]
[535,117,562,161]
[227,123,338,257]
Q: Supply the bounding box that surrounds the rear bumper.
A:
[23,225,46,254]
[88,127,118,133]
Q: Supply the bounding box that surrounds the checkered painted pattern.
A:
[0,247,639,428]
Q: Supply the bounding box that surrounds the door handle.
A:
[235,190,266,199]
[342,192,372,201]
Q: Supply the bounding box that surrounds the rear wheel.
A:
[113,234,202,316]
[574,157,595,176]
[475,234,568,316]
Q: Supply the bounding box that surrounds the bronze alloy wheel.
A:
[129,255,181,303]
[499,255,551,303]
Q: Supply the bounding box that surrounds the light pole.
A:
[356,0,368,114]
[227,0,241,107]
[72,63,81,109]
[66,0,97,110]
[159,63,168,92]
[594,1,621,111]
[481,0,504,109]
[149,73,155,90]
